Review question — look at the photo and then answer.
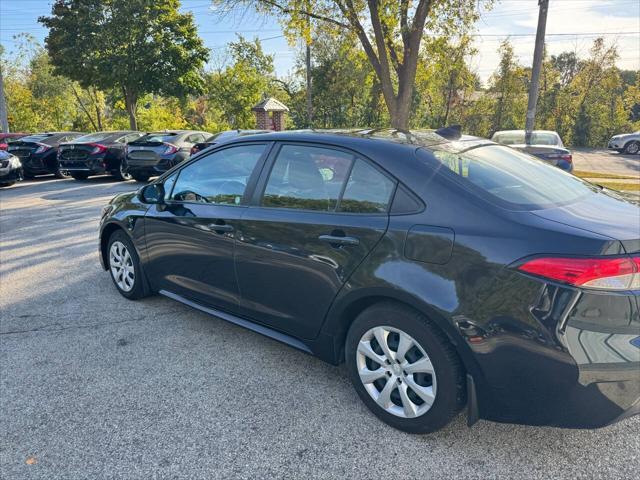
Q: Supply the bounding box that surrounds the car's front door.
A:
[234,143,397,339]
[144,142,270,313]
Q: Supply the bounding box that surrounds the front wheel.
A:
[107,230,150,300]
[345,302,466,434]
[113,160,132,181]
[54,168,70,179]
[71,172,89,180]
[624,141,639,155]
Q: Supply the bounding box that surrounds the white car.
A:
[608,131,640,154]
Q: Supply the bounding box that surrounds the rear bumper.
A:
[59,157,107,175]
[125,154,185,175]
[468,271,640,429]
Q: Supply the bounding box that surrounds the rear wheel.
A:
[131,172,150,182]
[71,172,89,180]
[624,141,639,155]
[345,302,465,433]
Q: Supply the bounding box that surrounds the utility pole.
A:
[306,42,313,128]
[0,63,9,133]
[525,0,548,144]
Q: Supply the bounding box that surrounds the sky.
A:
[1,0,638,86]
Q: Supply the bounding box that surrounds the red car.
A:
[0,133,29,151]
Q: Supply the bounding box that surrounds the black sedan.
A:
[7,132,85,178]
[98,129,640,433]
[58,131,143,181]
[125,130,211,182]
[190,129,272,157]
[0,150,23,187]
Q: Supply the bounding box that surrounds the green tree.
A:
[488,40,527,133]
[40,0,209,129]
[214,0,488,129]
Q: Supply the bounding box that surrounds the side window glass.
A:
[339,159,395,213]
[163,173,178,201]
[170,144,265,204]
[262,145,353,211]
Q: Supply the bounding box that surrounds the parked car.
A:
[0,150,23,187]
[125,130,211,182]
[58,131,144,181]
[190,129,272,156]
[7,132,85,178]
[0,133,29,151]
[99,129,640,434]
[608,131,640,154]
[491,130,573,172]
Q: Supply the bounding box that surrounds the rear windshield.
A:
[18,134,55,143]
[421,144,597,210]
[493,132,559,146]
[73,132,114,143]
[136,133,178,143]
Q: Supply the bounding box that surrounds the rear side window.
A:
[262,145,353,211]
[339,160,395,213]
[170,144,265,205]
[423,145,596,209]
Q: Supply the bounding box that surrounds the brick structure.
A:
[252,97,289,131]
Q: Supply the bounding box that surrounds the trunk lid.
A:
[531,189,640,249]
[58,143,97,162]
[510,144,570,166]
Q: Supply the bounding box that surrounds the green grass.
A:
[574,170,638,180]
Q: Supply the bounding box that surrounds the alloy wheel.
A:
[109,241,135,292]
[356,326,437,418]
[119,161,132,181]
[627,142,639,154]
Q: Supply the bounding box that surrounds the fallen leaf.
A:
[26,456,37,465]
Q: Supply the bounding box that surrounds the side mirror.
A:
[140,183,165,204]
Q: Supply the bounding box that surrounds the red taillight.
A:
[34,143,51,154]
[517,256,640,290]
[0,143,7,151]
[163,143,178,155]
[560,153,572,163]
[190,145,199,155]
[88,143,108,155]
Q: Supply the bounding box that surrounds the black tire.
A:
[106,230,151,300]
[54,169,70,179]
[71,172,90,180]
[0,181,15,187]
[624,141,639,155]
[23,172,35,179]
[112,160,132,181]
[345,302,466,434]
[131,172,150,182]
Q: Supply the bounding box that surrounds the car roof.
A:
[493,130,559,135]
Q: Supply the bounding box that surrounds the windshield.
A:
[73,132,114,143]
[423,144,597,210]
[493,132,559,146]
[137,133,178,143]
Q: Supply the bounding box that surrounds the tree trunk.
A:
[123,87,138,130]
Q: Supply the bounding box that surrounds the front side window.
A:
[424,144,597,209]
[170,144,265,204]
[262,145,353,211]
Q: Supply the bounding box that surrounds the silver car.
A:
[491,130,573,172]
[608,131,640,154]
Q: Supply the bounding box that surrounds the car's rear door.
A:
[234,142,396,339]
[143,142,271,313]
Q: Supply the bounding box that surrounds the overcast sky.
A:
[1,0,638,86]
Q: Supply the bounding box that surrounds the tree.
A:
[40,0,209,129]
[214,0,486,129]
[489,40,527,133]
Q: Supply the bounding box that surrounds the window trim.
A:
[251,141,398,216]
[163,141,274,207]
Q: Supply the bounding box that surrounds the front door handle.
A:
[318,234,360,246]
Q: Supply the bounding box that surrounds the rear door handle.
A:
[318,234,360,246]
[208,223,234,233]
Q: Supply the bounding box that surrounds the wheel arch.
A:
[99,222,128,270]
[315,289,483,381]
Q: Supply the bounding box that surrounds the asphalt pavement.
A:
[1,174,639,479]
